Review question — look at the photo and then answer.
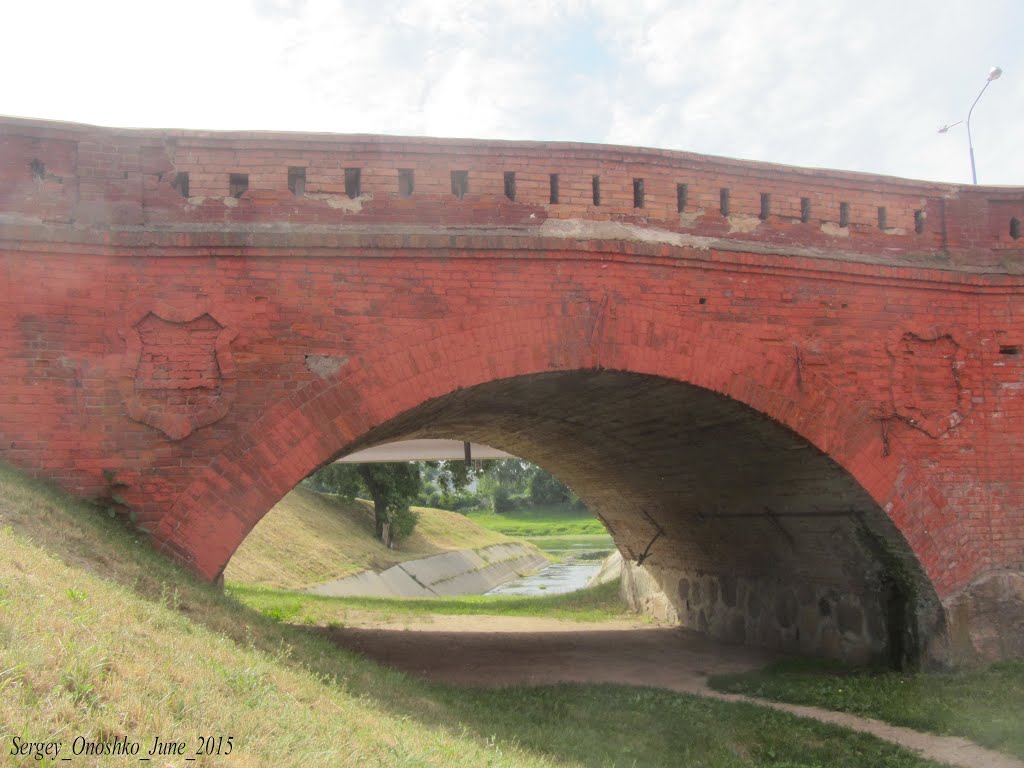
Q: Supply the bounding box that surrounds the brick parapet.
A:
[3,116,1021,269]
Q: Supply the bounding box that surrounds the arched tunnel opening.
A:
[249,370,948,669]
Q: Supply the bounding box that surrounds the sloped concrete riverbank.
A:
[307,542,548,598]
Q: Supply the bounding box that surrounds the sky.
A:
[2,0,1021,185]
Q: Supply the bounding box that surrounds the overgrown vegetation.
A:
[0,461,953,767]
[710,657,1024,759]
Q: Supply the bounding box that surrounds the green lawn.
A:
[0,463,958,767]
[711,657,1024,760]
[466,503,608,537]
[229,578,628,624]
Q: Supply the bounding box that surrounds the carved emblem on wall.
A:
[887,329,968,438]
[119,305,238,440]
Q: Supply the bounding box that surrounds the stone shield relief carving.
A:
[887,329,969,438]
[119,306,238,440]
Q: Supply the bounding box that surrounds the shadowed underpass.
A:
[334,370,944,667]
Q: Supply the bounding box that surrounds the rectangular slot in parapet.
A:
[760,193,771,220]
[720,188,730,216]
[504,171,516,201]
[915,209,925,234]
[999,345,1021,355]
[800,197,811,223]
[549,173,559,204]
[229,173,248,198]
[172,172,189,198]
[288,167,306,197]
[399,169,414,198]
[633,178,644,209]
[1010,217,1021,240]
[345,168,361,199]
[839,202,850,228]
[677,183,687,213]
[592,175,601,206]
[451,171,469,199]
[877,206,887,230]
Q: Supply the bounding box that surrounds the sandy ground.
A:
[324,614,1024,768]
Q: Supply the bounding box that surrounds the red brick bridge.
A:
[2,116,1022,666]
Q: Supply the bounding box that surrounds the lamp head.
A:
[988,66,1003,81]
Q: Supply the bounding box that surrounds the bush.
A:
[389,505,420,541]
[529,470,571,505]
[492,485,515,514]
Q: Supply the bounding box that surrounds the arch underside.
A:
[323,370,944,666]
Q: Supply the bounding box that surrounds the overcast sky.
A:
[3,0,1020,185]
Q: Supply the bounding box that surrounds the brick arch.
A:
[156,307,946,596]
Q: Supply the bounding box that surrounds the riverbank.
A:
[307,542,548,598]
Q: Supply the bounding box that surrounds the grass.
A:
[0,462,953,767]
[466,504,608,538]
[229,579,628,625]
[526,534,615,563]
[225,486,514,589]
[710,657,1024,759]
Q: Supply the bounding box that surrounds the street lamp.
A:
[938,66,1003,184]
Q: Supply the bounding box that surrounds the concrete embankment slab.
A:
[308,543,548,598]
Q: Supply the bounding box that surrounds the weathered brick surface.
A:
[1,117,1022,662]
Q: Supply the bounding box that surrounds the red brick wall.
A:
[2,117,1023,660]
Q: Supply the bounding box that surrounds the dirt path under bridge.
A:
[324,615,1023,768]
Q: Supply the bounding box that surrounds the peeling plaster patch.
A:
[884,227,907,236]
[821,222,850,237]
[222,197,239,208]
[305,353,349,379]
[186,196,207,206]
[678,209,704,228]
[539,218,715,251]
[727,214,761,234]
[307,193,372,213]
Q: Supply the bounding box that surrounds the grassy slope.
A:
[0,463,948,768]
[711,658,1024,759]
[225,487,513,589]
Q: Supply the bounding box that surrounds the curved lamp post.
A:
[939,66,1003,184]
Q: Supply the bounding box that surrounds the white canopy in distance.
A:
[335,439,514,463]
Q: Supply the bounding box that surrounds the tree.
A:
[307,462,422,548]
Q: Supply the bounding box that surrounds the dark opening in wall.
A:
[288,167,306,197]
[1000,345,1020,356]
[345,168,361,199]
[549,174,560,204]
[677,183,688,213]
[504,171,516,201]
[878,206,887,230]
[1011,217,1021,240]
[839,202,850,228]
[914,210,925,235]
[592,175,601,206]
[171,172,189,198]
[633,178,645,209]
[698,297,707,304]
[451,171,469,199]
[229,173,248,198]
[720,188,730,216]
[759,193,771,220]
[399,169,414,198]
[29,159,45,180]
[800,197,811,223]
